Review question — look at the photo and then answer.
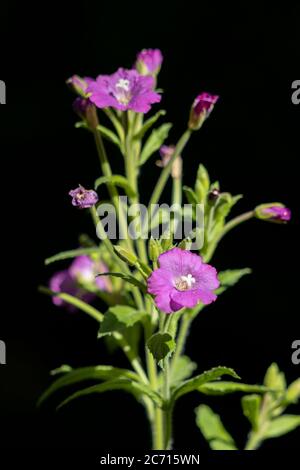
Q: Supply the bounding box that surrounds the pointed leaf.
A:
[242,394,261,431]
[216,268,251,294]
[133,110,166,140]
[198,381,270,395]
[172,366,240,403]
[97,125,120,147]
[195,404,237,450]
[96,272,147,293]
[265,415,300,439]
[94,175,136,199]
[57,378,163,410]
[45,247,99,265]
[38,365,139,406]
[139,123,172,166]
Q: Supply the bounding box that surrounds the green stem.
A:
[170,314,192,373]
[123,112,148,264]
[145,319,164,449]
[39,286,148,384]
[114,331,149,385]
[90,207,144,310]
[93,129,134,252]
[204,210,254,262]
[38,286,103,322]
[149,129,191,209]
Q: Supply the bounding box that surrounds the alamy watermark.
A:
[0,340,6,365]
[291,80,300,105]
[0,80,6,104]
[291,340,300,365]
[94,197,205,250]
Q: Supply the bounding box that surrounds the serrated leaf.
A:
[170,356,197,387]
[94,175,136,199]
[45,247,99,265]
[38,365,139,406]
[56,378,163,410]
[171,367,240,403]
[198,381,270,395]
[139,123,172,166]
[147,332,176,366]
[265,415,300,439]
[133,110,166,140]
[242,394,261,431]
[195,404,237,450]
[98,306,147,337]
[96,272,147,293]
[96,125,120,147]
[216,268,252,294]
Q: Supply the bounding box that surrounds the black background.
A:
[0,0,299,452]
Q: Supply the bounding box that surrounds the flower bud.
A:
[156,145,182,179]
[148,237,163,262]
[114,245,138,266]
[188,92,219,130]
[67,75,91,98]
[255,203,291,223]
[135,49,163,76]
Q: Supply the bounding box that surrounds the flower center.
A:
[115,78,131,104]
[175,274,196,291]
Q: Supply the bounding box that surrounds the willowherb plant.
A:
[39,49,299,450]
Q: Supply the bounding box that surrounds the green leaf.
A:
[265,415,300,439]
[216,268,252,294]
[264,363,286,390]
[38,365,139,406]
[50,365,73,376]
[171,367,240,403]
[170,356,197,387]
[57,378,163,410]
[285,378,300,405]
[195,164,210,203]
[96,125,120,147]
[147,332,176,367]
[183,186,199,205]
[45,247,99,265]
[195,405,237,450]
[139,123,172,166]
[96,272,147,293]
[133,110,166,140]
[98,306,147,338]
[242,394,261,431]
[198,381,270,396]
[94,175,136,199]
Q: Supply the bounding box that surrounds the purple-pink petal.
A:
[87,68,161,114]
[147,247,219,314]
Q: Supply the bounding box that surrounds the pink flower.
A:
[147,248,219,313]
[69,185,99,209]
[135,49,163,75]
[87,68,161,113]
[188,92,219,130]
[49,255,110,311]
